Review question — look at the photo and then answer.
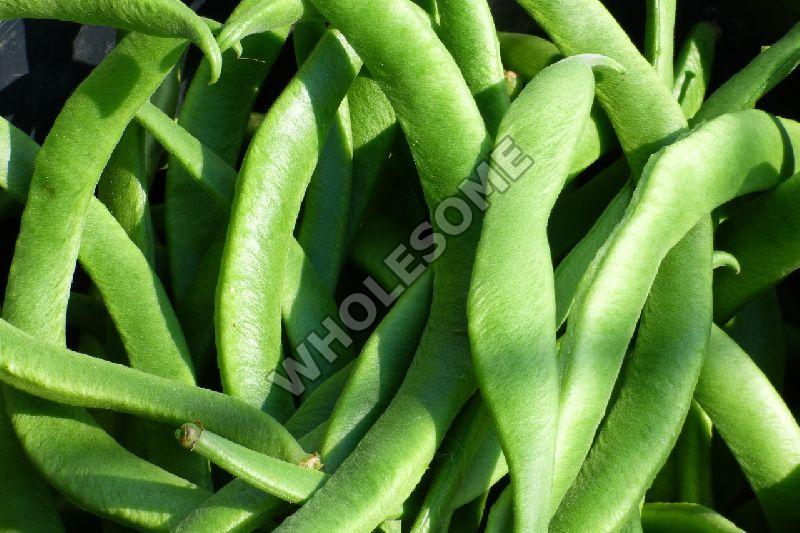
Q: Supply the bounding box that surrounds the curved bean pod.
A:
[0,115,196,384]
[673,22,718,119]
[0,318,309,463]
[468,56,600,532]
[645,0,676,87]
[0,0,221,82]
[485,486,513,533]
[551,220,713,532]
[177,423,325,504]
[275,0,492,528]
[641,503,744,532]
[217,0,316,52]
[216,29,361,415]
[410,397,492,533]
[320,271,433,471]
[554,110,800,504]
[694,21,800,124]
[1,33,211,528]
[436,0,508,136]
[695,326,800,531]
[714,172,800,322]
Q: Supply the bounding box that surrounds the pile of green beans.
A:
[0,0,799,531]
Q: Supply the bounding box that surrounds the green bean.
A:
[346,74,399,243]
[673,401,714,505]
[165,29,288,375]
[172,423,324,533]
[450,427,507,510]
[97,125,157,265]
[551,220,713,531]
[695,326,800,531]
[410,396,492,533]
[641,503,744,533]
[725,289,787,390]
[549,159,629,262]
[694,21,800,124]
[294,23,354,294]
[516,0,686,172]
[320,271,433,471]
[468,56,603,533]
[177,423,324,503]
[496,31,618,178]
[0,0,222,82]
[217,0,317,53]
[274,0,491,528]
[554,110,800,505]
[673,23,718,119]
[0,318,311,461]
[0,392,64,531]
[0,115,195,384]
[284,363,353,439]
[714,172,800,323]
[485,485,513,533]
[497,32,560,81]
[436,0,508,135]
[136,99,356,401]
[216,29,361,415]
[0,33,216,528]
[136,102,236,207]
[645,0,676,87]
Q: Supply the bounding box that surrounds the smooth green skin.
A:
[469,58,598,533]
[346,75,399,243]
[137,102,235,207]
[549,158,629,262]
[497,32,560,80]
[276,0,491,529]
[0,0,221,82]
[284,363,353,439]
[410,397,491,533]
[551,220,713,532]
[0,112,209,488]
[516,0,686,173]
[217,0,317,52]
[295,27,354,294]
[172,419,323,533]
[0,392,65,531]
[696,326,800,531]
[673,23,718,118]
[97,124,157,265]
[321,272,434,471]
[554,110,800,507]
[714,172,800,322]
[496,31,618,179]
[282,238,357,398]
[436,0,507,136]
[641,503,744,533]
[644,0,676,87]
[165,31,288,376]
[673,401,714,505]
[559,14,800,321]
[0,116,195,384]
[0,34,213,530]
[136,99,356,403]
[178,424,325,504]
[694,21,800,124]
[0,318,310,463]
[549,25,720,530]
[725,290,787,390]
[484,485,513,533]
[216,29,361,416]
[166,30,286,301]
